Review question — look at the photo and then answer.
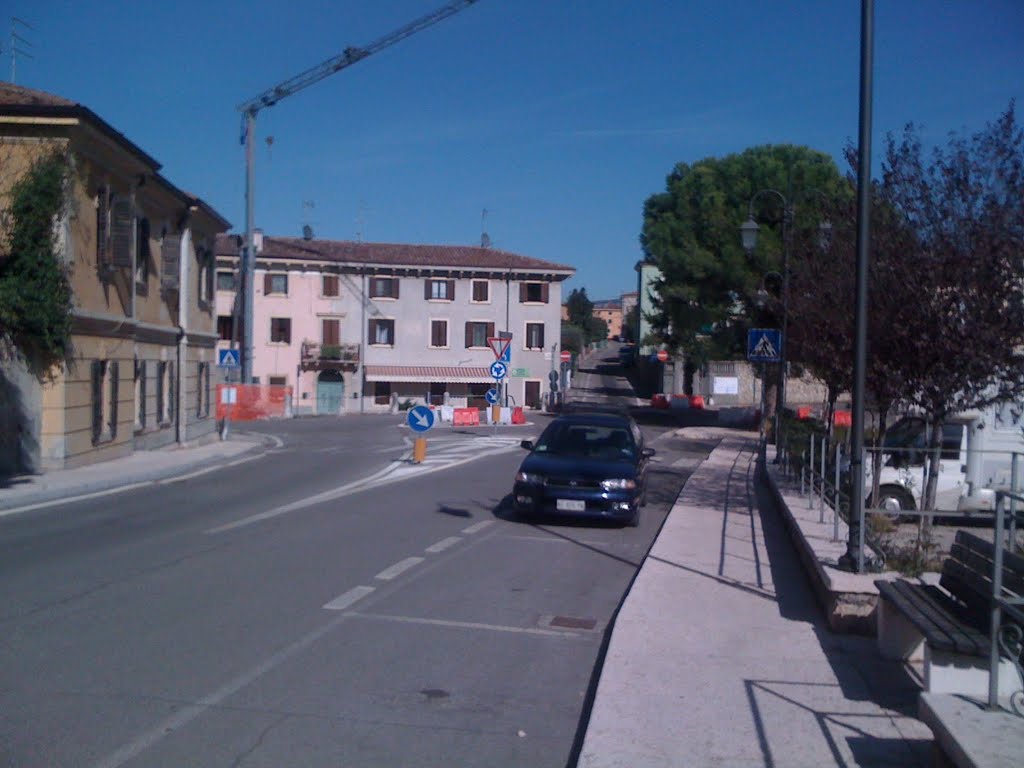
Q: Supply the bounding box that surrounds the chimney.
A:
[253,228,264,253]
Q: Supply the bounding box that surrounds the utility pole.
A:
[235,0,480,384]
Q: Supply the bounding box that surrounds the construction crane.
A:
[233,0,481,383]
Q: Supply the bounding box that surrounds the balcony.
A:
[300,341,360,372]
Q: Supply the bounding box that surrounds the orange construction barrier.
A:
[453,408,480,426]
[216,384,292,421]
[833,410,852,427]
[689,395,705,410]
[651,394,669,409]
[797,406,812,420]
[512,407,526,424]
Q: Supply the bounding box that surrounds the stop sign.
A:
[560,350,571,362]
[657,349,669,362]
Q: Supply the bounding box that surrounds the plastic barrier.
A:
[669,394,690,410]
[833,410,852,427]
[797,406,812,420]
[689,395,706,410]
[216,384,292,421]
[512,407,526,424]
[651,394,669,409]
[453,408,480,426]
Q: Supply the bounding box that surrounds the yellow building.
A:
[0,84,229,472]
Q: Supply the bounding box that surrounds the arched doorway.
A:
[316,371,345,415]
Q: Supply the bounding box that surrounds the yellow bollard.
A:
[491,405,501,425]
[413,437,427,464]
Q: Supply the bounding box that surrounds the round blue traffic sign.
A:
[489,361,507,380]
[485,388,500,404]
[407,405,435,433]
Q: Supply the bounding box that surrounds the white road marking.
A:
[374,556,424,581]
[461,519,495,535]
[349,612,584,638]
[322,585,375,611]
[0,482,153,517]
[425,536,461,554]
[158,454,261,484]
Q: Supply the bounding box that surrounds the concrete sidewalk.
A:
[0,433,265,514]
[578,431,933,767]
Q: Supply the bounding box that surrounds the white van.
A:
[867,400,1024,515]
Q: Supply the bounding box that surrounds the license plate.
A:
[556,499,586,512]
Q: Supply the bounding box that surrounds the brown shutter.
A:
[167,362,175,423]
[96,189,109,267]
[110,197,133,267]
[393,278,399,299]
[161,233,181,290]
[541,283,549,303]
[537,324,545,348]
[264,273,272,294]
[519,283,527,303]
[368,319,377,342]
[465,322,472,348]
[448,280,455,300]
[109,361,119,438]
[91,361,103,444]
[487,322,495,338]
[424,280,432,300]
[323,319,339,345]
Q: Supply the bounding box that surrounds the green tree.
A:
[0,148,74,379]
[564,287,607,346]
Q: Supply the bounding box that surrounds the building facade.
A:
[214,234,574,414]
[0,84,229,473]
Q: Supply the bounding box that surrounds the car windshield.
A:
[534,422,636,460]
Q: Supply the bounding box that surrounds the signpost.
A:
[217,349,240,438]
[747,329,782,443]
[407,404,434,464]
[560,350,571,363]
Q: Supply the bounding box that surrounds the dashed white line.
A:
[461,520,495,535]
[322,585,375,611]
[375,556,424,581]
[425,536,462,554]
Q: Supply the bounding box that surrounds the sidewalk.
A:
[578,430,934,767]
[0,433,265,514]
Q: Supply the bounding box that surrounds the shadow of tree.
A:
[0,367,38,482]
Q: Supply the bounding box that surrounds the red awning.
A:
[364,365,492,383]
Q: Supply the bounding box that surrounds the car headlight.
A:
[601,478,637,491]
[516,471,544,484]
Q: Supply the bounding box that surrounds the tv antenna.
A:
[9,17,34,84]
[480,208,491,248]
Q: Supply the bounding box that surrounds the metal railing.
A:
[992,488,1024,715]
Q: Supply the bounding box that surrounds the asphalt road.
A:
[0,355,715,767]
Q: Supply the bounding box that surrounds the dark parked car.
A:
[512,411,655,526]
[617,344,635,367]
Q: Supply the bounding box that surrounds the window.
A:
[369,319,395,346]
[134,358,146,431]
[91,359,119,444]
[468,383,489,409]
[526,322,545,349]
[471,280,489,303]
[264,273,288,295]
[425,279,455,301]
[96,187,109,267]
[196,362,210,418]
[270,317,292,344]
[156,361,174,426]
[197,248,212,304]
[217,271,236,291]
[374,381,392,406]
[520,281,549,304]
[322,274,339,297]
[465,321,495,348]
[269,375,287,387]
[370,277,399,299]
[322,318,340,346]
[430,320,448,348]
[428,382,445,406]
[217,315,234,342]
[525,380,541,409]
[135,218,150,287]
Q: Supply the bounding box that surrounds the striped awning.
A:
[364,365,492,383]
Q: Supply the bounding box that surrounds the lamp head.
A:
[740,217,759,253]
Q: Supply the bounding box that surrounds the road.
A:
[0,348,715,767]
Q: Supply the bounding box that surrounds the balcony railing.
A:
[300,341,360,371]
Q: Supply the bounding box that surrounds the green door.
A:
[316,372,345,415]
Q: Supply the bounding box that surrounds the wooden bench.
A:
[874,530,1024,697]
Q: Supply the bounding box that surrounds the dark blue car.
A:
[513,411,655,527]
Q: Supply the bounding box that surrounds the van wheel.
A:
[870,486,916,523]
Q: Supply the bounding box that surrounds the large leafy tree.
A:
[0,148,74,379]
[640,144,845,396]
[563,287,608,349]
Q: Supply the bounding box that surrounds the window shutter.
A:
[368,319,377,342]
[109,361,119,439]
[393,279,400,299]
[264,273,272,294]
[465,322,472,348]
[110,198,133,267]
[486,322,495,338]
[448,280,455,300]
[424,280,432,300]
[91,360,103,444]
[96,189,110,267]
[541,283,549,303]
[323,319,339,345]
[161,233,181,290]
[537,324,545,348]
[519,283,527,303]
[167,362,175,423]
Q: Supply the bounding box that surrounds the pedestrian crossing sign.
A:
[218,349,240,368]
[747,329,782,362]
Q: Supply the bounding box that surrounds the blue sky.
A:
[8,1,1024,301]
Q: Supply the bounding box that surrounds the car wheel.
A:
[870,485,916,523]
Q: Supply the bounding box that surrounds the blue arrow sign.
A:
[218,349,240,368]
[407,405,435,433]
[489,361,507,380]
[747,329,782,363]
[485,388,500,405]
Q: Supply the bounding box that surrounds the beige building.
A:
[0,84,229,473]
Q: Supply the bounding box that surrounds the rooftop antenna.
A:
[355,199,373,243]
[10,17,34,84]
[480,207,491,248]
[302,200,315,239]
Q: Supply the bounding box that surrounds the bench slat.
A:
[876,579,989,655]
